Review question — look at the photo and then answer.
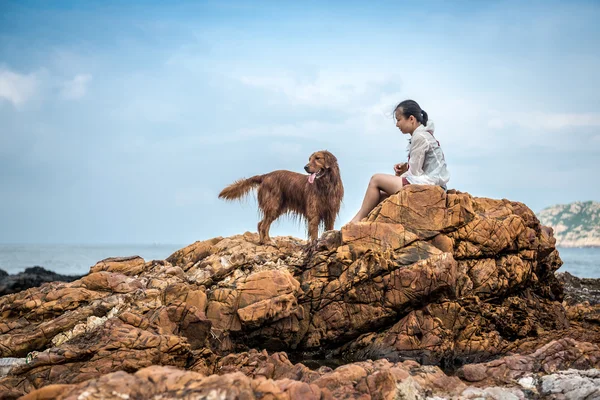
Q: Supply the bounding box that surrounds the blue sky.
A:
[1,0,599,245]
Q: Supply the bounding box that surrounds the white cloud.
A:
[487,112,600,131]
[61,74,92,99]
[235,67,503,155]
[0,68,95,106]
[239,70,399,109]
[233,64,600,162]
[233,70,407,149]
[0,67,37,106]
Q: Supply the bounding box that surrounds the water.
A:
[0,244,184,276]
[556,247,600,278]
[0,244,599,278]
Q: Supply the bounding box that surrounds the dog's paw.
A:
[259,239,278,248]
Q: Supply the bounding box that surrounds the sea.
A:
[0,244,184,276]
[0,244,599,278]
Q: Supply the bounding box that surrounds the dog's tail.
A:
[218,175,263,200]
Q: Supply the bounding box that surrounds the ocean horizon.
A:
[1,243,599,279]
[0,243,184,276]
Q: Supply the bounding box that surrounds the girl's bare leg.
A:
[379,190,390,203]
[349,174,404,223]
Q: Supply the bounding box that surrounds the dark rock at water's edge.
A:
[0,266,83,296]
[557,271,600,305]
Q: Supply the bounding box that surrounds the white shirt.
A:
[401,121,450,188]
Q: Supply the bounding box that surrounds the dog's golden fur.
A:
[219,150,344,243]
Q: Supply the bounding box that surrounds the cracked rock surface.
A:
[1,186,599,399]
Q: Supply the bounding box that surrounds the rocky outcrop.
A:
[457,338,600,386]
[558,271,600,305]
[1,186,599,399]
[15,356,473,400]
[13,348,600,399]
[0,266,83,296]
[539,369,600,399]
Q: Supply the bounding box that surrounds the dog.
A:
[218,150,344,244]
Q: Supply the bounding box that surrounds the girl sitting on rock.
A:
[349,99,450,223]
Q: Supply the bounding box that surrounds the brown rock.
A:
[20,366,325,400]
[18,356,472,400]
[340,222,419,253]
[166,237,223,270]
[81,271,144,293]
[367,185,476,237]
[457,338,600,386]
[89,256,146,276]
[2,186,598,399]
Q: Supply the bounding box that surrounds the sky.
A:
[1,0,599,245]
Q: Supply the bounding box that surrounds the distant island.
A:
[537,201,600,247]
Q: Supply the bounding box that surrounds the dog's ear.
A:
[323,151,336,169]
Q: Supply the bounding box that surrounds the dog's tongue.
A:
[308,173,316,184]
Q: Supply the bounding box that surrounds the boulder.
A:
[0,267,83,296]
[1,186,599,399]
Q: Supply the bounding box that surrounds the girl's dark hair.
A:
[394,99,428,126]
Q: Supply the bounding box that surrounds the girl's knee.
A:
[369,174,384,186]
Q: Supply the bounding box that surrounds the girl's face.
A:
[395,109,419,135]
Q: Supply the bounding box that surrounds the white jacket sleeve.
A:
[401,132,437,185]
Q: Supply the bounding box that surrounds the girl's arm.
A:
[403,133,428,177]
[401,133,437,185]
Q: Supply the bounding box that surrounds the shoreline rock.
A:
[0,266,83,296]
[1,186,599,399]
[557,271,600,305]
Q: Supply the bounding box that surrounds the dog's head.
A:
[304,150,338,184]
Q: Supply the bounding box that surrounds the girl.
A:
[349,99,450,223]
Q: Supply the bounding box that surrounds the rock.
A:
[213,349,319,382]
[166,237,223,269]
[18,366,324,400]
[0,358,26,378]
[517,375,536,390]
[1,186,599,399]
[459,385,526,400]
[0,316,192,395]
[0,266,83,296]
[81,271,144,293]
[539,368,600,399]
[19,357,470,400]
[557,271,600,305]
[457,338,600,386]
[90,256,146,276]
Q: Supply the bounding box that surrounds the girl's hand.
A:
[394,163,408,176]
